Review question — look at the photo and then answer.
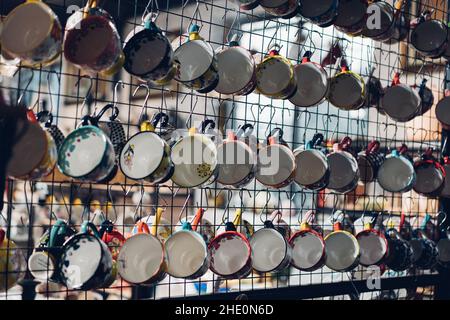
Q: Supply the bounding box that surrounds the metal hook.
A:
[17,69,35,105]
[258,192,272,224]
[113,80,125,108]
[226,8,242,44]
[132,185,146,222]
[46,71,60,115]
[107,184,120,224]
[322,114,339,142]
[185,95,199,129]
[75,75,94,118]
[134,84,151,122]
[142,0,159,23]
[177,192,192,224]
[297,110,312,142]
[224,101,236,130]
[218,189,234,230]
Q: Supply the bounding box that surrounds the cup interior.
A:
[382,84,420,120]
[217,141,255,185]
[256,145,295,186]
[250,229,287,272]
[210,233,250,276]
[294,149,328,186]
[377,156,414,192]
[291,231,324,270]
[357,231,387,265]
[329,73,364,109]
[257,58,292,95]
[174,40,214,81]
[299,0,335,18]
[215,47,254,94]
[327,152,358,190]
[325,231,359,271]
[412,20,447,52]
[290,63,328,107]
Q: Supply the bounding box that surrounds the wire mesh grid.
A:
[0,0,448,300]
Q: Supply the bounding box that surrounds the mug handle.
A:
[150,207,165,237]
[98,220,115,239]
[339,136,352,150]
[151,112,169,129]
[306,133,324,149]
[392,72,401,86]
[236,123,254,139]
[267,128,286,146]
[366,140,380,154]
[191,208,205,232]
[49,219,68,248]
[81,221,101,238]
[232,208,243,227]
[94,104,119,123]
[135,221,151,234]
[200,119,216,134]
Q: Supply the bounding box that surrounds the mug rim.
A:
[293,148,329,187]
[356,228,389,266]
[256,54,295,98]
[324,229,360,271]
[289,62,329,107]
[256,143,296,187]
[289,228,326,271]
[173,39,215,82]
[411,19,448,55]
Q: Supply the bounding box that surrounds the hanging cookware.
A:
[333,0,369,36]
[120,112,174,184]
[123,17,174,86]
[383,0,409,44]
[260,0,299,19]
[98,219,125,261]
[410,215,438,270]
[118,208,167,284]
[256,128,296,189]
[328,63,366,110]
[208,209,253,279]
[173,24,219,93]
[289,211,326,271]
[357,140,384,184]
[64,0,124,75]
[380,73,421,122]
[171,120,218,188]
[0,228,25,293]
[0,0,62,66]
[57,115,116,183]
[216,124,257,188]
[298,0,339,27]
[437,213,450,268]
[384,226,413,272]
[7,111,57,181]
[215,37,256,96]
[410,11,448,59]
[250,219,292,273]
[356,213,389,267]
[435,90,450,130]
[289,51,329,108]
[256,45,297,99]
[231,0,260,10]
[165,208,209,279]
[293,133,329,191]
[28,219,76,282]
[326,137,359,194]
[59,221,113,290]
[413,148,445,197]
[377,144,415,193]
[324,213,360,272]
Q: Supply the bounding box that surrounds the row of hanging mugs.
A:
[14,207,450,291]
[0,0,445,124]
[6,106,450,197]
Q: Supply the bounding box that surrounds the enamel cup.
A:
[413,148,446,197]
[0,0,62,66]
[250,220,292,273]
[0,228,26,293]
[356,214,389,267]
[64,1,124,75]
[410,225,438,270]
[289,51,329,108]
[58,115,116,183]
[410,12,448,58]
[36,110,66,151]
[293,133,329,191]
[298,0,339,27]
[326,137,360,194]
[123,18,174,86]
[171,120,219,188]
[259,0,299,19]
[328,65,366,110]
[216,124,257,187]
[208,209,253,279]
[377,144,416,193]
[98,220,125,261]
[173,24,219,93]
[324,218,360,272]
[333,0,369,36]
[215,38,256,96]
[165,208,209,279]
[384,227,413,272]
[231,0,260,10]
[256,128,296,188]
[357,140,385,184]
[256,45,296,99]
[289,211,326,271]
[120,113,174,184]
[118,208,167,284]
[59,221,113,290]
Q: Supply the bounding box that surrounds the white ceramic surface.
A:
[28,251,54,281]
[325,231,359,271]
[210,235,249,276]
[329,73,364,109]
[289,63,328,107]
[413,20,447,52]
[382,84,420,121]
[357,232,387,266]
[291,232,324,270]
[72,23,113,63]
[174,40,214,81]
[250,228,287,272]
[294,149,328,186]
[126,35,166,75]
[217,140,255,185]
[327,152,358,190]
[257,59,292,95]
[377,157,414,192]
[256,145,295,186]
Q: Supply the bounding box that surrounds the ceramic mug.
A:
[410,11,448,58]
[0,0,62,66]
[118,208,167,284]
[28,219,76,282]
[293,133,329,191]
[171,120,219,188]
[440,156,450,198]
[289,51,329,108]
[377,144,416,193]
[384,227,413,272]
[59,221,113,290]
[64,1,124,75]
[120,112,174,184]
[328,64,366,110]
[298,0,338,27]
[208,209,253,279]
[435,90,450,130]
[173,24,219,93]
[250,220,292,273]
[260,0,299,19]
[357,140,384,184]
[165,208,210,279]
[256,128,297,188]
[98,220,125,261]
[413,148,446,197]
[58,115,116,183]
[123,17,174,85]
[289,211,326,271]
[216,124,257,188]
[333,0,369,36]
[326,137,360,194]
[256,45,297,99]
[324,218,360,272]
[380,73,421,122]
[356,213,389,267]
[215,37,256,96]
[178,214,215,245]
[364,69,384,109]
[0,229,26,292]
[231,0,260,10]
[410,225,438,270]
